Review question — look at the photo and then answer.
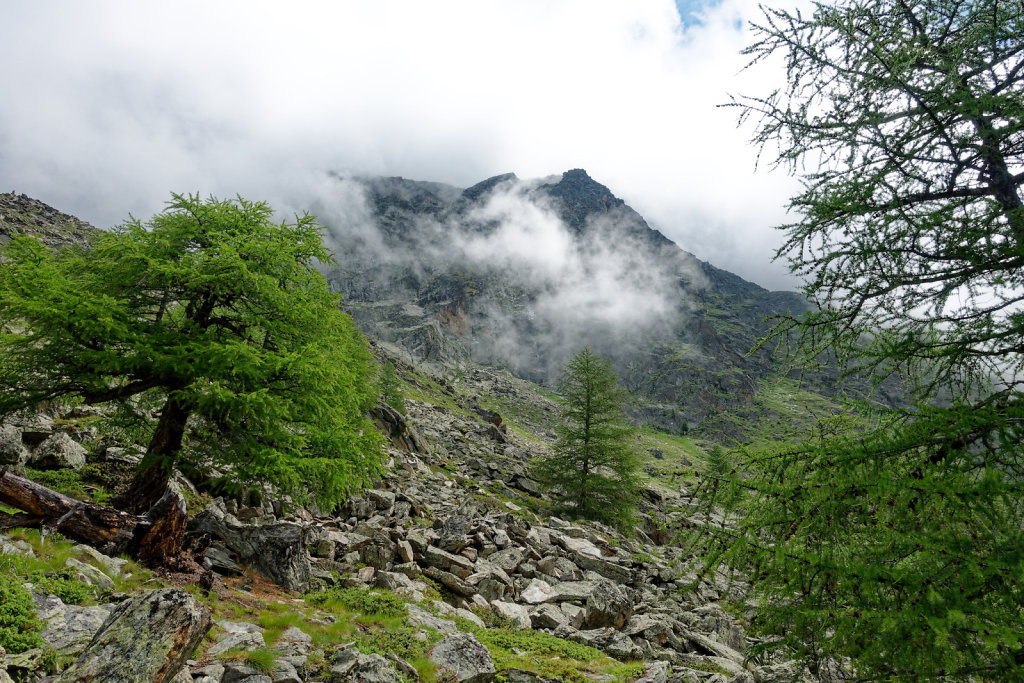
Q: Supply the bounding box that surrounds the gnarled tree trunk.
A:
[0,470,190,568]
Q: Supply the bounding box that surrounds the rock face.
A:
[57,588,212,683]
[190,509,310,591]
[429,632,496,683]
[0,192,95,248]
[321,169,820,436]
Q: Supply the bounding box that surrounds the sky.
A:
[0,0,802,290]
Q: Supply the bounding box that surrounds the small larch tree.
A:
[534,348,640,527]
[0,194,384,563]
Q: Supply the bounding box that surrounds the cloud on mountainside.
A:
[0,0,801,290]
[314,174,700,376]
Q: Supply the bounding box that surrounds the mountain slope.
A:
[317,169,811,436]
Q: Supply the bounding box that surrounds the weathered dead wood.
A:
[0,470,189,567]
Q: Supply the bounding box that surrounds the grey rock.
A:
[485,546,524,574]
[635,661,670,683]
[489,601,531,629]
[206,630,266,656]
[520,578,556,604]
[329,644,402,683]
[72,544,128,578]
[64,557,115,589]
[367,489,396,509]
[30,432,86,470]
[34,593,113,658]
[0,425,28,466]
[406,603,457,633]
[190,510,310,591]
[429,632,496,683]
[206,544,244,576]
[422,545,474,578]
[421,565,476,597]
[56,588,211,683]
[528,603,569,630]
[223,663,272,683]
[574,553,632,584]
[497,669,560,683]
[585,580,632,630]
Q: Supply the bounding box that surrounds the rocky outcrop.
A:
[429,632,496,683]
[56,589,211,683]
[0,193,95,249]
[190,509,310,591]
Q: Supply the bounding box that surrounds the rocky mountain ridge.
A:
[317,170,815,437]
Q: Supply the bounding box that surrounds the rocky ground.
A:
[1,349,814,683]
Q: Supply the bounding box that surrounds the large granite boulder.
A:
[190,509,310,591]
[30,432,87,470]
[584,579,632,630]
[429,632,495,683]
[57,588,211,683]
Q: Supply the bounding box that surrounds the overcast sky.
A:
[0,0,802,290]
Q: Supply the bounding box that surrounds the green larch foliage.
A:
[688,0,1024,678]
[534,348,640,528]
[0,193,384,510]
[379,360,406,414]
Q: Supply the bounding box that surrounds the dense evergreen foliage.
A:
[534,349,639,527]
[0,194,384,509]
[690,0,1024,678]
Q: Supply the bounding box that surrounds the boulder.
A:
[30,432,87,470]
[490,601,531,629]
[190,509,310,591]
[33,593,112,658]
[486,546,524,574]
[528,603,569,630]
[429,632,496,683]
[56,588,212,683]
[584,580,632,629]
[406,603,457,634]
[520,578,556,604]
[0,425,28,467]
[330,643,403,682]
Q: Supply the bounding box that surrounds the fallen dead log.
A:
[0,470,189,567]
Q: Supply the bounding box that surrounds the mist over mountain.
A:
[314,169,812,434]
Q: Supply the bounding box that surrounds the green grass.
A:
[697,376,841,447]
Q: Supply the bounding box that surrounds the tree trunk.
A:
[0,470,191,568]
[113,393,190,515]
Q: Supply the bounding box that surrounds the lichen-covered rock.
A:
[429,632,495,683]
[30,432,86,470]
[56,588,212,683]
[0,425,28,467]
[490,601,531,629]
[584,579,632,629]
[190,509,310,591]
[0,646,14,683]
[33,593,112,658]
[329,644,403,683]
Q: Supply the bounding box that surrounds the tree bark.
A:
[112,393,191,515]
[0,470,190,567]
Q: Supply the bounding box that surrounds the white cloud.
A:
[0,0,802,289]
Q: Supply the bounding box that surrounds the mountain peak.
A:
[539,170,625,232]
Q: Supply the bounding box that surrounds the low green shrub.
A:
[305,587,405,617]
[29,570,96,605]
[0,572,43,654]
